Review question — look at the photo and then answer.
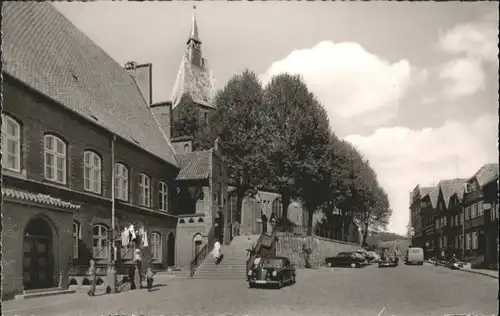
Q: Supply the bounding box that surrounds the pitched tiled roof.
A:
[420,187,434,198]
[429,186,440,208]
[175,150,211,180]
[2,188,81,210]
[439,179,467,208]
[470,163,499,187]
[2,2,177,168]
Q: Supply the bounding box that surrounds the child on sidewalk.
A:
[145,268,155,292]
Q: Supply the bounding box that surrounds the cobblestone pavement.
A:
[3,264,498,316]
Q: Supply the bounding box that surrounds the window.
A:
[460,212,464,225]
[459,235,463,249]
[495,202,499,220]
[73,222,80,259]
[44,134,67,184]
[138,173,151,207]
[1,114,21,172]
[151,232,162,261]
[472,204,478,218]
[115,163,129,201]
[472,231,478,249]
[443,216,447,227]
[84,151,102,194]
[443,236,447,247]
[477,201,484,217]
[158,182,169,212]
[435,219,439,229]
[465,207,470,220]
[466,233,472,250]
[93,224,108,259]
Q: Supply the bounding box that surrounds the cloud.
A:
[345,114,498,235]
[439,13,498,63]
[437,14,498,99]
[439,57,486,99]
[260,41,413,123]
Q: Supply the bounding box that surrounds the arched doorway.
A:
[261,214,268,234]
[23,217,54,290]
[193,234,203,259]
[167,233,175,267]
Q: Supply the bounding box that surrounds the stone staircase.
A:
[193,235,260,279]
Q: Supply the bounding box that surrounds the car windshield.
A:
[262,259,283,269]
[410,248,422,253]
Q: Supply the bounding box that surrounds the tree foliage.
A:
[172,70,392,238]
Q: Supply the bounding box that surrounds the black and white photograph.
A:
[1,1,498,316]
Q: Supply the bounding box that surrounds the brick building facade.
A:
[1,2,228,299]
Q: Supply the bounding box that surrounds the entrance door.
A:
[167,233,175,267]
[23,218,53,290]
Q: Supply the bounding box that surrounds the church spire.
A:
[187,5,200,44]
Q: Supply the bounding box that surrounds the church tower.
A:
[171,6,217,110]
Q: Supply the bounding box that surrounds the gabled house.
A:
[463,163,499,268]
[433,179,467,259]
[409,185,433,249]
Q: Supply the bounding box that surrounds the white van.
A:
[405,247,424,265]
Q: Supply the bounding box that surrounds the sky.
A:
[54,2,499,235]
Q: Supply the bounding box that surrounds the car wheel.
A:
[350,263,357,268]
[326,262,332,267]
[292,275,296,284]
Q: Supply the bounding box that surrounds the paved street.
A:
[3,263,497,316]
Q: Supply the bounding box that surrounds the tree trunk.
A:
[307,210,314,236]
[281,191,291,230]
[362,229,369,247]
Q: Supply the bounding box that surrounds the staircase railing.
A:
[246,228,278,272]
[190,227,216,277]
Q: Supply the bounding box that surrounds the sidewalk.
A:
[425,260,499,279]
[459,266,499,279]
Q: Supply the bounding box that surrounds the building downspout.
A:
[108,135,118,294]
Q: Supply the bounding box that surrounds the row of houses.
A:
[409,163,499,269]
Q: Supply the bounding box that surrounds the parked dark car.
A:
[325,252,368,268]
[248,257,296,289]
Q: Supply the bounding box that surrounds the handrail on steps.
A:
[246,228,278,272]
[190,227,216,277]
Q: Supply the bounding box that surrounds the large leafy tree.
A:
[261,73,331,229]
[204,70,271,219]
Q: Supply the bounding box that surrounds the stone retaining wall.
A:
[275,234,360,268]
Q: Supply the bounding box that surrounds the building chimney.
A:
[151,101,173,140]
[125,62,153,106]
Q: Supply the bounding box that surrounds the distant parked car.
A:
[325,252,368,268]
[248,256,296,289]
[364,251,380,263]
[378,254,398,268]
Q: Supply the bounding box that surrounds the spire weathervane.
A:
[188,4,200,44]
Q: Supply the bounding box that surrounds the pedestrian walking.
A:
[87,259,97,296]
[302,244,311,268]
[128,264,136,289]
[213,240,222,264]
[145,268,155,292]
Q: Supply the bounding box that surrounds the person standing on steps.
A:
[213,240,222,265]
[87,259,97,296]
